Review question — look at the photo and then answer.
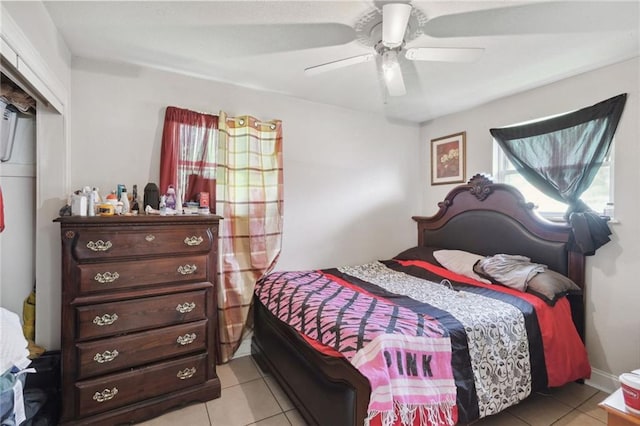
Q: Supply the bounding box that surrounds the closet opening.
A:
[1,72,37,347]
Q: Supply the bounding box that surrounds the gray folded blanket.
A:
[476,254,546,292]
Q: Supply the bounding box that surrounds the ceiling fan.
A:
[304,2,484,97]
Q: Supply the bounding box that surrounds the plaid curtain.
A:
[160,107,218,209]
[216,111,284,362]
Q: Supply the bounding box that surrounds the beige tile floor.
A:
[136,355,610,426]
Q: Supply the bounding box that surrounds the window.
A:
[493,140,613,219]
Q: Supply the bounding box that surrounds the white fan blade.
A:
[423,2,638,38]
[405,47,484,62]
[381,50,406,97]
[382,3,412,48]
[304,54,374,76]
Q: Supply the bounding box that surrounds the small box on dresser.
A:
[54,215,222,425]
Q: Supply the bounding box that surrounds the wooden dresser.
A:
[55,215,222,425]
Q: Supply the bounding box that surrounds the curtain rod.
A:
[226,117,277,129]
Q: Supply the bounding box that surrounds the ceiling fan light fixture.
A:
[382,3,412,48]
[381,50,406,96]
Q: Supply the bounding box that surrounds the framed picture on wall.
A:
[431,131,466,185]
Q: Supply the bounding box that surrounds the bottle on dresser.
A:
[120,187,130,214]
[159,195,167,216]
[165,185,177,210]
[131,184,140,214]
[91,188,101,216]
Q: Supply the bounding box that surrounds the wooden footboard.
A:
[252,298,370,426]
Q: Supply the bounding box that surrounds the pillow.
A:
[474,260,581,305]
[433,250,492,284]
[393,246,441,265]
[526,269,581,306]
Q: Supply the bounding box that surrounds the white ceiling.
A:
[43,0,640,123]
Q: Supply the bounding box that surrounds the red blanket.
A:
[399,259,591,387]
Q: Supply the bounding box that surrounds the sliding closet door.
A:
[34,105,66,350]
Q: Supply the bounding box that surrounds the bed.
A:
[251,174,590,425]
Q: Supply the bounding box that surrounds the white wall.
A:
[419,57,640,391]
[69,57,421,273]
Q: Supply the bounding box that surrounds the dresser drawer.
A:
[76,290,207,340]
[76,320,208,379]
[77,255,208,294]
[73,227,214,260]
[75,353,207,417]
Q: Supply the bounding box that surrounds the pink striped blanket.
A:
[255,270,457,426]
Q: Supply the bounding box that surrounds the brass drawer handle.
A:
[184,236,203,246]
[94,272,120,284]
[177,264,197,275]
[93,313,119,326]
[176,333,197,346]
[94,350,119,364]
[175,302,195,314]
[86,240,112,252]
[176,367,196,380]
[145,234,155,242]
[93,387,118,403]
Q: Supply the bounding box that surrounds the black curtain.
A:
[490,93,627,255]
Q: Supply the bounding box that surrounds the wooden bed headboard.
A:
[412,174,586,290]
